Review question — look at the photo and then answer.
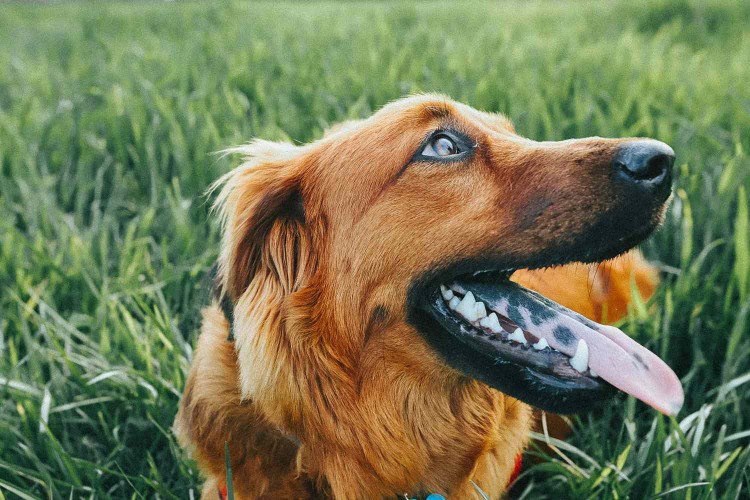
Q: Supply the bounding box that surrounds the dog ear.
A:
[213,140,314,301]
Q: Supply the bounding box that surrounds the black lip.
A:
[404,223,659,414]
[411,283,612,414]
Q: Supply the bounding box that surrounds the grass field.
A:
[1,0,749,498]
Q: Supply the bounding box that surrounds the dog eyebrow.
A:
[422,104,453,120]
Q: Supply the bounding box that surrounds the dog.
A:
[175,95,684,499]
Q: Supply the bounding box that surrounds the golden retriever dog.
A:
[175,95,684,499]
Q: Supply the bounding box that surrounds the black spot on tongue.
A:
[504,287,557,328]
[553,325,575,346]
[633,352,650,371]
[505,303,526,330]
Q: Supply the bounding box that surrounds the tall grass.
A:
[1,0,748,498]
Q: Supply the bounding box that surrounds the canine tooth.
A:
[533,338,549,350]
[590,368,598,377]
[570,339,589,373]
[508,327,528,345]
[474,302,487,319]
[440,285,454,301]
[455,291,478,321]
[485,313,502,333]
[448,296,461,310]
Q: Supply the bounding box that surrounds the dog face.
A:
[217,95,683,420]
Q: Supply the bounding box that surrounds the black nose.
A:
[613,140,674,191]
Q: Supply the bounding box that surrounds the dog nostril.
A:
[618,153,673,181]
[613,140,675,185]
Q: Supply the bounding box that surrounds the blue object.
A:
[426,495,446,500]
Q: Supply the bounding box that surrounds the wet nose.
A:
[612,140,674,192]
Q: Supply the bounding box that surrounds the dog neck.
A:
[219,276,531,498]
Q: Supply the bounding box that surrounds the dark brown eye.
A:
[422,134,460,157]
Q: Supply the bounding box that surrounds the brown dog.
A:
[175,95,683,499]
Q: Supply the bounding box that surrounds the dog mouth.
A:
[412,269,684,415]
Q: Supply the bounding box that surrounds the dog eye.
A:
[422,134,460,157]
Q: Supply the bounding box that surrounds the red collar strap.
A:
[509,452,523,486]
[216,453,522,499]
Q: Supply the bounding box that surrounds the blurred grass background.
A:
[1,0,749,498]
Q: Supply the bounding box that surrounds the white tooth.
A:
[455,291,478,321]
[589,368,598,377]
[485,313,502,333]
[474,301,487,319]
[570,339,589,373]
[533,338,549,350]
[448,296,461,310]
[479,316,491,328]
[440,285,454,301]
[508,327,528,345]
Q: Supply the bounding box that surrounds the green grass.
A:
[1,0,749,498]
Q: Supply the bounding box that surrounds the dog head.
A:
[214,94,683,424]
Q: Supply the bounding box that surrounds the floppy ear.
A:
[213,140,314,301]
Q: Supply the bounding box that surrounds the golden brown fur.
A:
[175,95,660,499]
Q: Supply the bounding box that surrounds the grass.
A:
[1,0,749,498]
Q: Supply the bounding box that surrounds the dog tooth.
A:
[448,296,461,310]
[570,339,589,373]
[455,291,478,321]
[590,368,598,377]
[474,301,487,319]
[485,313,502,333]
[440,285,454,301]
[532,338,549,350]
[508,327,528,345]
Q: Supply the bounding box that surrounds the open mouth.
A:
[412,269,684,415]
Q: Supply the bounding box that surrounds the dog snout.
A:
[612,140,674,195]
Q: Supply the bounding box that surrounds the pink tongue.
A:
[563,323,683,416]
[480,286,684,415]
